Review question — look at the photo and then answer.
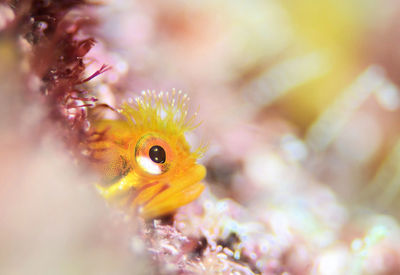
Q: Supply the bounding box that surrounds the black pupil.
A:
[149,145,166,164]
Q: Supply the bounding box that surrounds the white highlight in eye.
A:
[137,156,162,175]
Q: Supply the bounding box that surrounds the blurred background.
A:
[90,0,400,213]
[3,0,400,274]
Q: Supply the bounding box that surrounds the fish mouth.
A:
[135,164,206,219]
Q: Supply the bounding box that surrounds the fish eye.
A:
[134,135,172,175]
[149,145,166,164]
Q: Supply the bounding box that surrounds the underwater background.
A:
[2,0,400,274]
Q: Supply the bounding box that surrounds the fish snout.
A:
[138,163,206,218]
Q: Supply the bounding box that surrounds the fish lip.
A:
[138,164,206,217]
[132,181,170,206]
[148,164,206,200]
[136,181,165,194]
[139,163,205,200]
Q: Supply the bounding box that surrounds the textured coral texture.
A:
[2,0,400,274]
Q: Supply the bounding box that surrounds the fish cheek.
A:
[99,153,131,187]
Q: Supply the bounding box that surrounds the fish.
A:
[91,89,206,219]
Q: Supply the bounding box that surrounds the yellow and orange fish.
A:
[91,89,206,219]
